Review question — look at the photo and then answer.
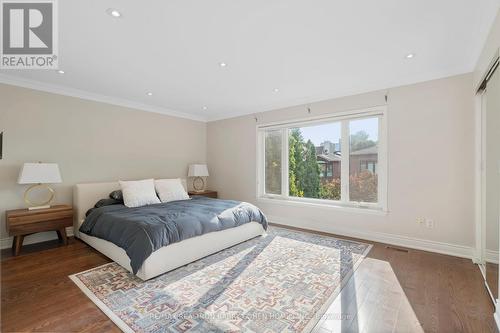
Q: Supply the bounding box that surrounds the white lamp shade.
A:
[17,163,62,184]
[188,164,209,177]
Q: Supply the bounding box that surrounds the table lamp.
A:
[188,164,209,192]
[17,162,62,210]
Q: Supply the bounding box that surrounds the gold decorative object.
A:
[24,183,55,209]
[17,162,62,210]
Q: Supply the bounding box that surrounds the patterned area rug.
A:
[70,226,371,333]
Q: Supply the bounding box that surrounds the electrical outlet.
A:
[416,217,425,225]
[426,219,434,228]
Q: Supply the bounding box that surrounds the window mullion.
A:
[258,131,264,197]
[378,115,387,210]
[340,120,350,203]
[282,128,289,198]
[260,131,267,197]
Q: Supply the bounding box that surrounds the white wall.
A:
[0,84,206,246]
[208,74,475,255]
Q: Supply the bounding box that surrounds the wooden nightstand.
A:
[5,205,73,256]
[188,190,218,199]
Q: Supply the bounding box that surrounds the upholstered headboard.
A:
[73,179,187,237]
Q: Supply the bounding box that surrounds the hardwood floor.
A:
[1,238,119,333]
[1,227,496,333]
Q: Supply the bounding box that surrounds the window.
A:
[326,164,333,177]
[359,161,376,173]
[264,130,282,195]
[318,161,326,178]
[258,107,386,210]
[349,117,378,203]
[289,122,342,201]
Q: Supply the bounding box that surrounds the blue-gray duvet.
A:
[79,197,268,274]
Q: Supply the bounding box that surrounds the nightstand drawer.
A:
[8,210,73,226]
[6,205,73,235]
[9,218,72,235]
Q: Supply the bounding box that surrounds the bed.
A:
[73,180,267,280]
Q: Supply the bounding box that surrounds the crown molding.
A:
[1,70,471,124]
[0,74,207,122]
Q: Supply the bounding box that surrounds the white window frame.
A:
[256,106,388,212]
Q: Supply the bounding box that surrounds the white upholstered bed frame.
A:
[73,180,266,280]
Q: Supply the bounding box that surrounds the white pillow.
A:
[155,178,190,203]
[119,179,161,208]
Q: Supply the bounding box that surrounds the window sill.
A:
[257,196,388,216]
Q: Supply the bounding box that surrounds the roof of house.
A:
[317,154,341,162]
[350,145,378,155]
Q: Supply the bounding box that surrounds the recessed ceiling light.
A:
[219,62,227,68]
[106,8,121,18]
[273,88,279,93]
[146,92,153,96]
[57,70,65,74]
[405,53,415,59]
[202,106,208,110]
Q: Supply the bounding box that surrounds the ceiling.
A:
[1,0,499,121]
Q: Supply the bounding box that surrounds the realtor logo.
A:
[1,0,58,69]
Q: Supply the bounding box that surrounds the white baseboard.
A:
[0,217,476,261]
[495,310,500,332]
[485,249,499,264]
[0,227,74,250]
[268,215,475,260]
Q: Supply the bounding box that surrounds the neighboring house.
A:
[317,152,341,180]
[349,145,378,175]
[315,145,341,181]
[315,144,378,181]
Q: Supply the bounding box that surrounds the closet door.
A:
[483,65,500,301]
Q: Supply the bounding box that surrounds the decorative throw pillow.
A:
[85,198,123,217]
[119,179,161,208]
[109,190,123,201]
[95,198,122,208]
[155,178,190,203]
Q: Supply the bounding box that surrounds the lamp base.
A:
[28,205,51,211]
[192,177,205,192]
[24,184,55,209]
